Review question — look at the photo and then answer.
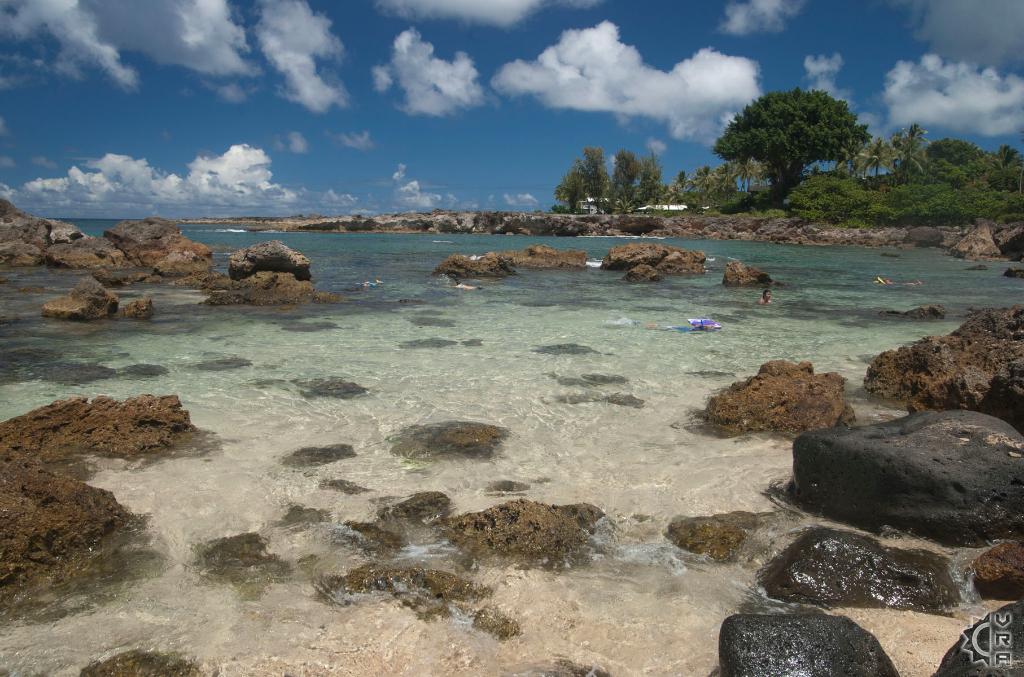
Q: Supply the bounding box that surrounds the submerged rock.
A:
[319,478,370,494]
[399,338,459,349]
[934,599,1024,676]
[971,542,1024,600]
[294,378,368,399]
[34,362,117,385]
[555,392,644,408]
[497,244,587,269]
[0,395,196,462]
[864,306,1024,431]
[194,532,291,595]
[282,443,356,468]
[45,238,128,269]
[705,360,854,434]
[790,410,1024,547]
[334,521,405,557]
[41,278,119,321]
[279,504,331,527]
[79,650,202,677]
[486,480,530,493]
[601,243,706,275]
[432,253,516,279]
[194,356,252,371]
[119,297,153,319]
[316,565,490,620]
[377,491,452,524]
[878,304,946,319]
[717,613,899,677]
[389,421,510,460]
[759,527,959,612]
[472,606,522,640]
[722,261,774,286]
[120,364,169,378]
[533,343,598,356]
[228,240,311,281]
[554,373,629,387]
[622,264,662,282]
[0,452,132,603]
[440,499,604,568]
[665,511,772,562]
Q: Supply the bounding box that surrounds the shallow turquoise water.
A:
[0,226,1017,675]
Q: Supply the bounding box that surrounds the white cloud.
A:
[503,192,539,208]
[646,138,667,155]
[392,164,442,210]
[329,130,375,151]
[0,116,7,136]
[720,0,806,35]
[891,0,1024,67]
[883,54,1024,136]
[0,156,15,169]
[322,189,357,207]
[32,156,57,169]
[255,0,348,113]
[492,21,761,142]
[278,131,308,153]
[211,82,250,103]
[803,53,849,99]
[374,29,485,117]
[374,0,601,27]
[13,144,298,215]
[392,164,407,182]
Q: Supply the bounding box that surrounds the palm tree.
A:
[857,137,896,178]
[892,123,929,184]
[735,158,764,192]
[713,163,740,200]
[990,144,1023,171]
[690,165,715,204]
[835,138,866,177]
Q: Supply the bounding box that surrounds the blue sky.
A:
[1,0,1022,218]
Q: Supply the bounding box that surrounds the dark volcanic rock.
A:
[705,360,854,434]
[279,504,330,527]
[194,357,252,371]
[195,533,291,596]
[665,511,771,562]
[622,263,662,282]
[294,378,368,399]
[879,304,946,320]
[722,261,774,286]
[533,343,598,356]
[282,444,356,468]
[0,395,196,463]
[864,306,1024,431]
[79,650,202,677]
[35,362,117,385]
[228,240,311,281]
[601,243,706,275]
[971,542,1024,600]
[377,491,452,524]
[486,480,530,493]
[934,599,1024,676]
[45,238,128,269]
[789,410,1024,547]
[440,499,604,568]
[717,613,899,677]
[758,527,959,612]
[389,421,509,460]
[432,253,516,279]
[319,478,370,494]
[0,452,132,603]
[41,278,119,321]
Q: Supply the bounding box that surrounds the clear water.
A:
[0,224,1017,676]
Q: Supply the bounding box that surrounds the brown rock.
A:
[1005,268,1024,279]
[951,221,1004,260]
[722,261,773,286]
[972,542,1024,599]
[0,451,131,601]
[79,650,202,677]
[152,250,210,277]
[317,565,490,620]
[601,243,705,275]
[103,217,212,268]
[202,271,318,306]
[705,360,855,434]
[41,278,119,320]
[91,268,152,287]
[228,240,310,281]
[440,499,604,567]
[0,199,83,253]
[622,263,662,282]
[120,297,153,319]
[432,252,516,279]
[472,606,522,640]
[497,244,587,269]
[665,511,771,561]
[0,242,44,266]
[0,395,197,463]
[879,304,946,320]
[45,237,128,269]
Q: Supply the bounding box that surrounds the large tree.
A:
[554,160,586,213]
[580,146,610,209]
[637,154,664,205]
[611,149,641,205]
[713,88,869,204]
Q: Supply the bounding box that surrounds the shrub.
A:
[788,175,881,224]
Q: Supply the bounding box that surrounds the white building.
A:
[637,204,689,212]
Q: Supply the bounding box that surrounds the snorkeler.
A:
[757,289,773,305]
[361,278,383,288]
[454,282,477,290]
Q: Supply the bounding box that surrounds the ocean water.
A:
[0,224,1017,675]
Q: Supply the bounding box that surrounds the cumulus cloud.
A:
[255,0,348,113]
[374,0,601,27]
[890,0,1024,67]
[492,21,761,142]
[210,81,251,103]
[646,138,667,155]
[391,163,442,210]
[13,144,298,215]
[720,0,806,35]
[322,189,357,207]
[803,53,849,99]
[275,131,308,154]
[374,29,485,116]
[329,130,375,151]
[0,116,7,136]
[503,192,539,208]
[883,54,1024,136]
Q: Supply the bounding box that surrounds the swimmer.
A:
[361,278,383,288]
[757,289,773,305]
[454,282,477,291]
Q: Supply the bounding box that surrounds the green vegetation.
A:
[553,88,1024,227]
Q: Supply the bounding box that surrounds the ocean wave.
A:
[214,228,247,233]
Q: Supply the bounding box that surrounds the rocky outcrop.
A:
[228,240,310,281]
[904,225,944,248]
[151,250,210,277]
[1006,267,1024,279]
[0,242,44,266]
[0,198,82,251]
[103,217,212,270]
[41,278,119,320]
[440,499,603,567]
[996,224,1024,260]
[717,614,899,677]
[0,395,197,463]
[497,244,587,269]
[389,421,510,460]
[202,271,336,306]
[0,451,131,602]
[704,361,854,434]
[119,297,153,319]
[79,650,202,677]
[622,263,662,282]
[45,238,128,269]
[433,253,516,279]
[971,542,1024,600]
[722,261,773,286]
[377,491,452,524]
[789,410,1024,546]
[665,511,772,562]
[91,269,154,287]
[864,306,1024,430]
[601,243,706,276]
[878,304,946,319]
[950,221,1004,260]
[758,527,959,612]
[934,600,1024,676]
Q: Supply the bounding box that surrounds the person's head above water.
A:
[762,289,772,300]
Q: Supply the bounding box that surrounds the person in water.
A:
[757,289,772,305]
[454,282,477,291]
